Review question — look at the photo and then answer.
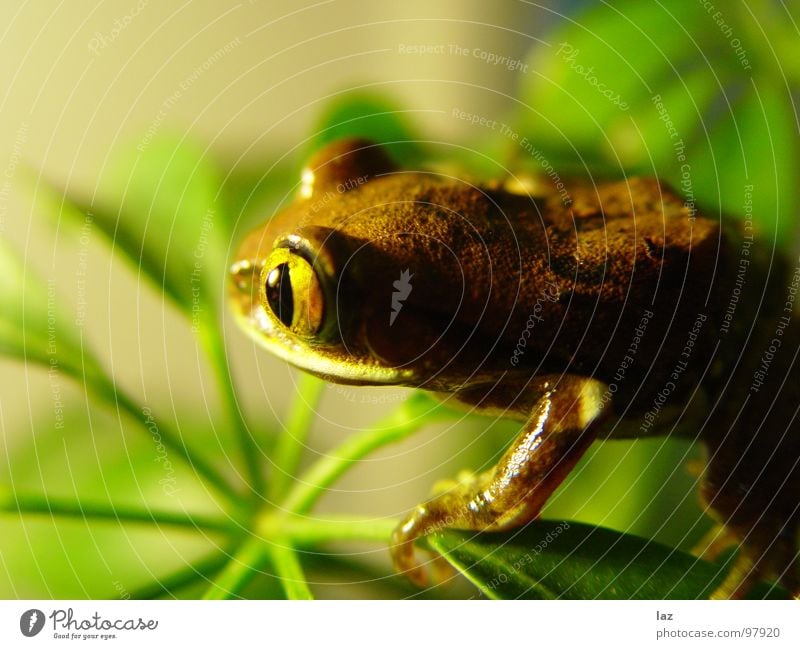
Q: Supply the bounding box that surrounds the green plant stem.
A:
[123,549,236,599]
[1,327,240,505]
[1,491,237,534]
[94,377,242,506]
[202,536,271,599]
[201,321,265,497]
[195,515,394,598]
[266,537,314,600]
[261,513,399,546]
[282,393,443,515]
[268,373,326,501]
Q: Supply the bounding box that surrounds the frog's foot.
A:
[693,523,739,562]
[706,530,800,599]
[685,458,705,478]
[691,522,757,599]
[390,376,611,586]
[390,500,471,587]
[391,471,496,586]
[709,552,759,600]
[430,469,479,497]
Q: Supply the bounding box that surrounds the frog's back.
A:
[308,172,728,410]
[480,176,728,415]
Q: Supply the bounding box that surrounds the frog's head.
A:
[229,138,523,388]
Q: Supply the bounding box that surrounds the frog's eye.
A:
[262,250,324,337]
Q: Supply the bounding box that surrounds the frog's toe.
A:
[390,502,457,587]
[692,523,738,562]
[430,470,478,497]
[390,488,486,587]
[390,506,432,587]
[709,552,759,600]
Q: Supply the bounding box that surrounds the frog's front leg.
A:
[391,375,611,586]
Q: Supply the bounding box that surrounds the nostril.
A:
[230,260,257,292]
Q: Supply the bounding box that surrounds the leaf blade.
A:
[428,521,789,599]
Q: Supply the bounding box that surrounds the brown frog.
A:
[229,138,800,598]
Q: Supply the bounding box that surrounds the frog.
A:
[229,137,800,599]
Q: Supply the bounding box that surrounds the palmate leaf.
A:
[35,133,265,491]
[428,521,790,599]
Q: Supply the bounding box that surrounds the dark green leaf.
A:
[428,521,789,599]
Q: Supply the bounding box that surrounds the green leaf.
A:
[221,159,296,234]
[0,404,238,598]
[680,80,799,241]
[266,538,313,600]
[124,548,236,600]
[90,135,268,491]
[0,236,106,387]
[267,373,326,501]
[428,521,788,599]
[0,516,219,599]
[515,1,799,242]
[604,64,725,172]
[0,236,51,364]
[309,91,425,166]
[1,490,236,534]
[50,133,227,319]
[202,536,272,600]
[518,2,719,169]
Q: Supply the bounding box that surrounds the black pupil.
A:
[266,264,294,327]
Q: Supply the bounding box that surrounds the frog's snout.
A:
[228,259,260,317]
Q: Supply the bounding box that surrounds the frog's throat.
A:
[233,306,417,386]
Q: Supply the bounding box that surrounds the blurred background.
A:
[1,0,798,598]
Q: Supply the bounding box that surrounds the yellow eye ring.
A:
[262,247,325,338]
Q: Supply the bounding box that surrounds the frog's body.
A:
[230,139,799,598]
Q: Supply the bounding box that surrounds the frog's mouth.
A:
[228,258,416,386]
